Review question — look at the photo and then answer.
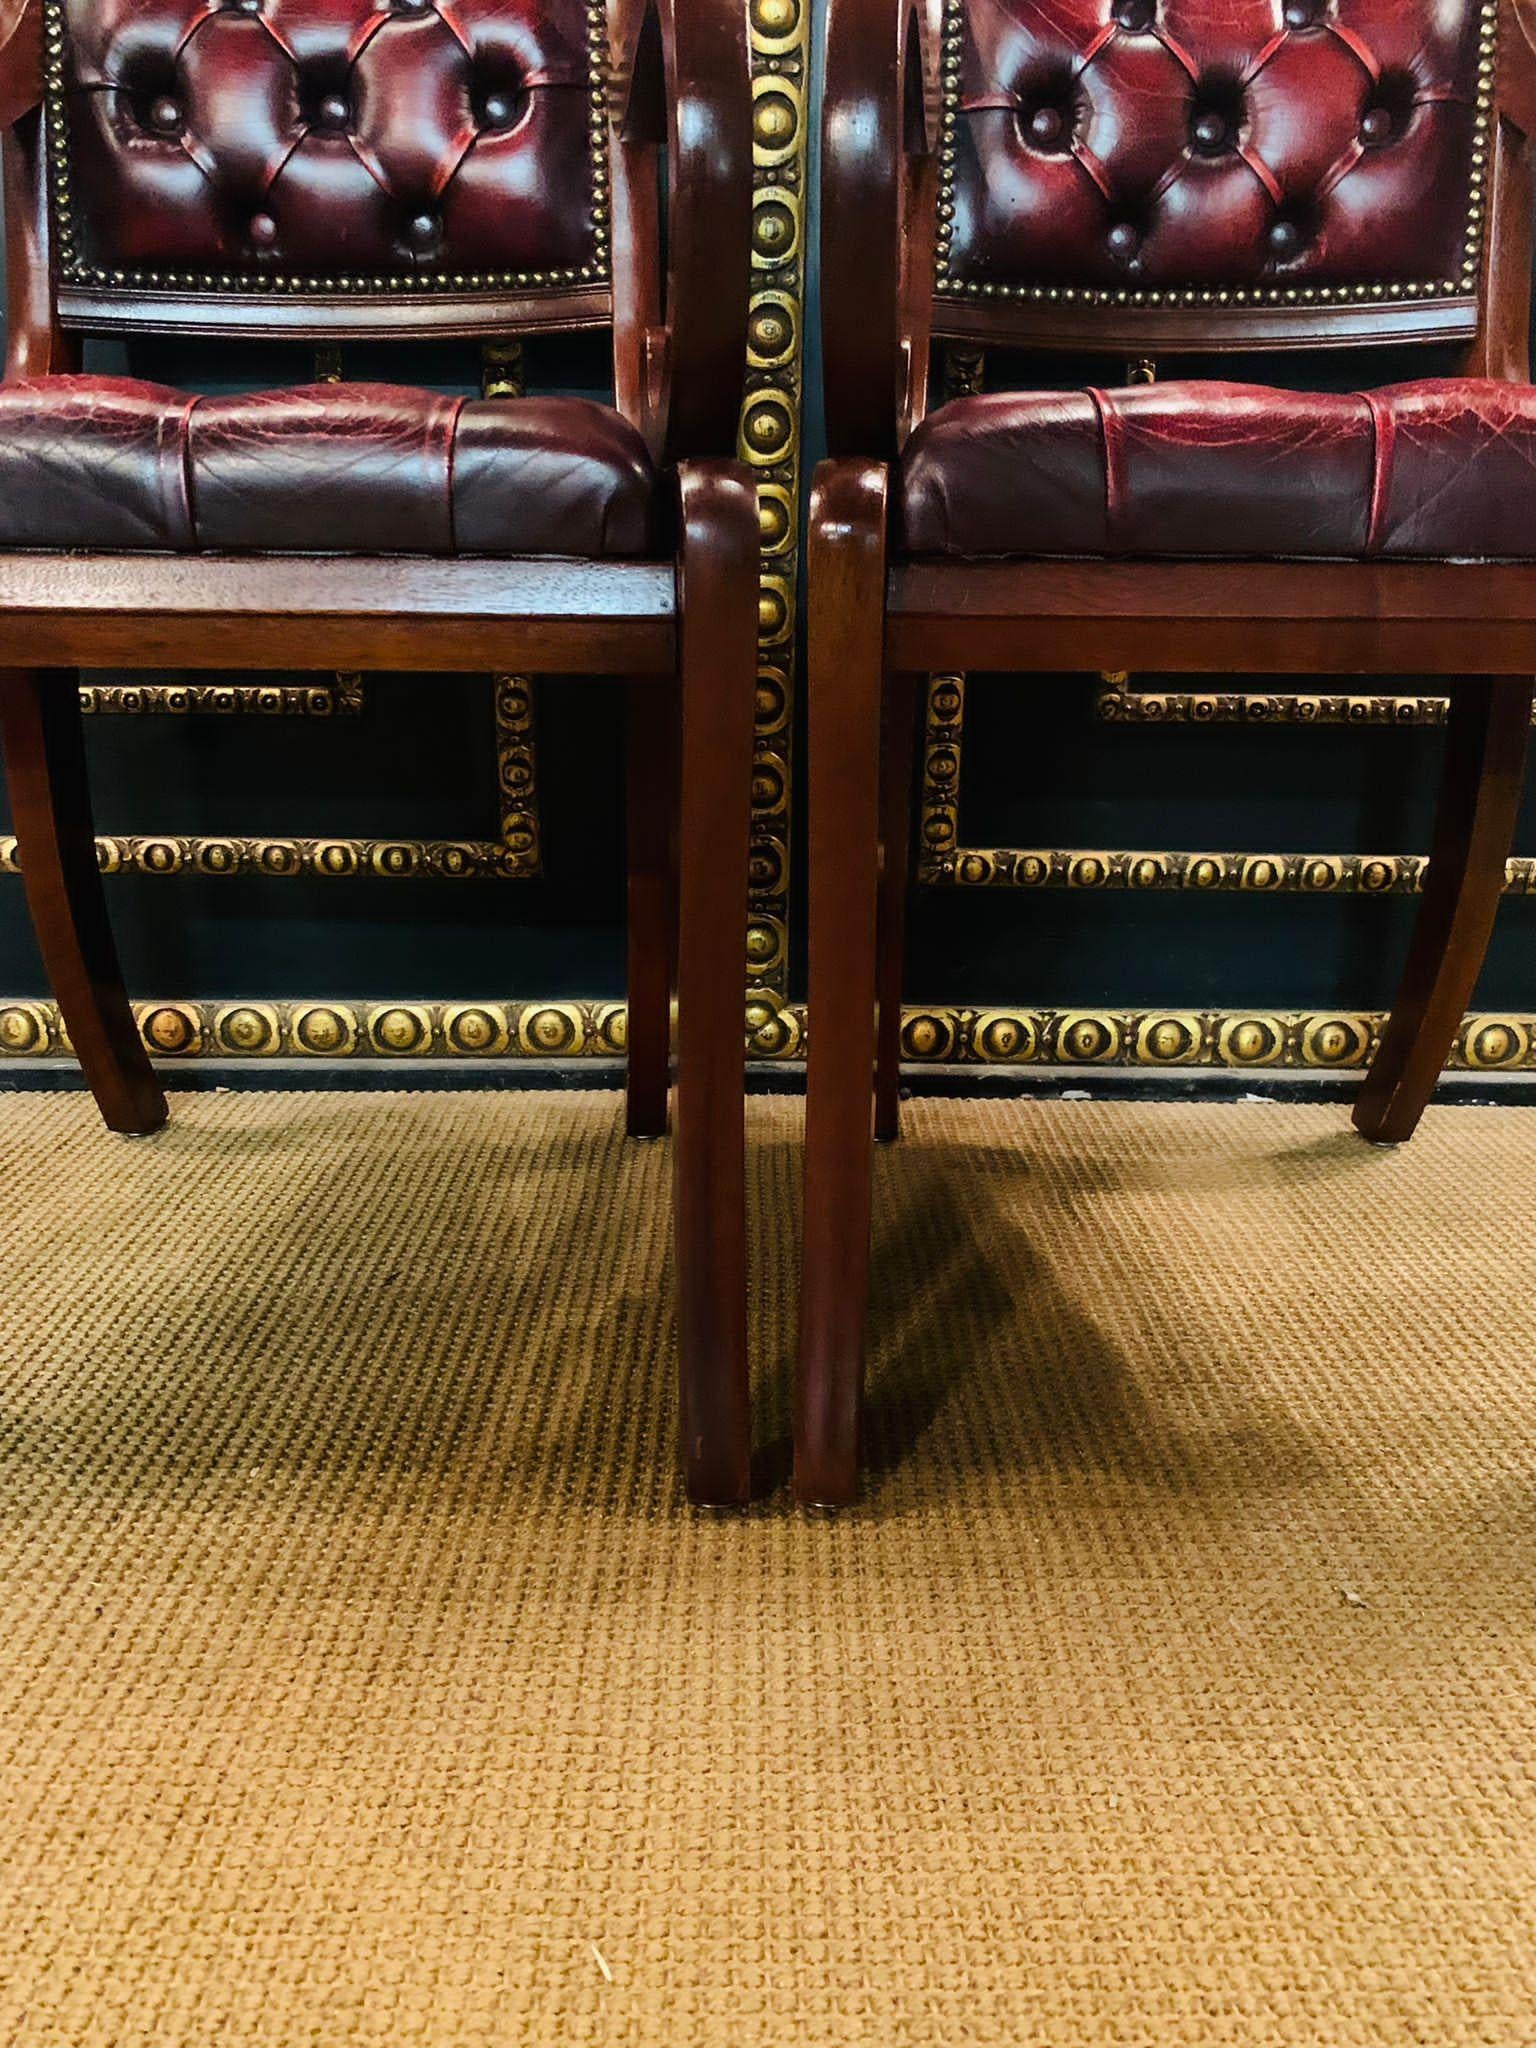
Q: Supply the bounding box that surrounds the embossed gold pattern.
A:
[4,997,1534,1073]
[80,678,362,718]
[1094,680,1536,727]
[918,676,1536,898]
[0,678,543,882]
[743,0,807,999]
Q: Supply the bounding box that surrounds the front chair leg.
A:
[1354,677,1533,1146]
[672,463,757,1505]
[0,669,166,1137]
[795,460,890,1507]
[625,677,680,1138]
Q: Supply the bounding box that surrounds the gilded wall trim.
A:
[0,674,542,881]
[927,849,1536,896]
[918,673,1536,894]
[81,677,363,718]
[1,1000,1532,1077]
[889,1007,1536,1072]
[743,0,807,1001]
[1094,680,1536,727]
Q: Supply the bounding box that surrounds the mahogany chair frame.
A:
[0,0,759,1505]
[800,0,1536,1503]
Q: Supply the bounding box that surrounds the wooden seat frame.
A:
[798,0,1536,1504]
[0,0,760,1506]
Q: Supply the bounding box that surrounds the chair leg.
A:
[625,678,679,1138]
[875,670,919,1144]
[1354,677,1532,1145]
[0,668,166,1137]
[795,460,889,1508]
[673,462,757,1506]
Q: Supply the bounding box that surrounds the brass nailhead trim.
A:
[43,0,612,298]
[932,0,1498,310]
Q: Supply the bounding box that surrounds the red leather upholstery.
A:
[944,0,1487,297]
[899,380,1536,559]
[0,378,656,554]
[57,0,601,286]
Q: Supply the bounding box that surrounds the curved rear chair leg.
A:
[1354,678,1532,1146]
[673,463,757,1505]
[795,460,889,1507]
[626,677,679,1138]
[875,670,919,1143]
[0,669,166,1136]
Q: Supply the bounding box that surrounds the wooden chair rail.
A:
[0,555,679,674]
[888,560,1536,676]
[55,285,617,345]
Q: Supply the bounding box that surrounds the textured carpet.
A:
[1,1090,1535,2046]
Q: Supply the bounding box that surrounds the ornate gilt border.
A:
[890,1006,1536,1071]
[1096,679,1488,726]
[933,0,1497,309]
[917,673,1536,898]
[740,0,806,1059]
[2,999,1532,1077]
[42,0,612,297]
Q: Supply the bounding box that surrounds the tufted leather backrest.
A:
[45,0,606,299]
[939,0,1496,314]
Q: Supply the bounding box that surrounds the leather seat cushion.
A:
[898,380,1536,560]
[0,379,656,556]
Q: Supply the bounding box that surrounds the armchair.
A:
[0,0,759,1504]
[802,0,1536,1501]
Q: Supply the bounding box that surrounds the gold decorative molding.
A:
[927,848,1536,896]
[1,674,542,882]
[0,999,631,1063]
[889,1007,1536,1073]
[80,677,362,718]
[1092,679,1536,726]
[744,0,807,998]
[918,674,1536,893]
[2,999,1532,1078]
[0,837,531,883]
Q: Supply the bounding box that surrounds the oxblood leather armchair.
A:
[800,0,1536,1503]
[0,0,758,1504]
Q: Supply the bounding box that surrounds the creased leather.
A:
[899,380,1536,560]
[0,378,657,557]
[948,0,1483,292]
[60,0,597,281]
[0,377,197,549]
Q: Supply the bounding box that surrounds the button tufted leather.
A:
[57,0,601,285]
[899,381,1536,560]
[0,379,656,555]
[944,0,1487,296]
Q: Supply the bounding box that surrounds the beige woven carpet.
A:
[2,1090,1536,2045]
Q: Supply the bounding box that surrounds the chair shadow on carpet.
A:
[4,1102,1331,1517]
[803,1137,1329,1514]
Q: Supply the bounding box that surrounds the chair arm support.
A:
[820,0,938,458]
[612,0,754,466]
